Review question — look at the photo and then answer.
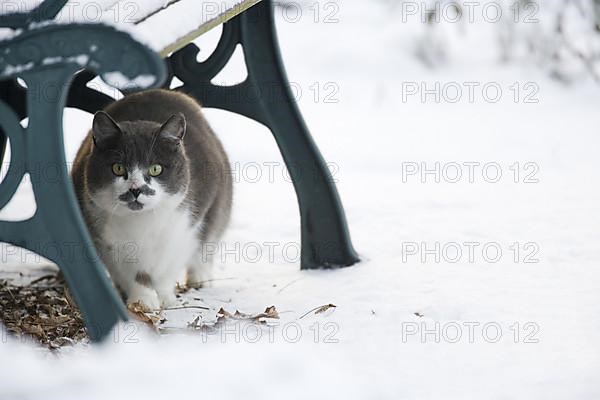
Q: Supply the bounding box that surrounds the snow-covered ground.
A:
[1,1,600,398]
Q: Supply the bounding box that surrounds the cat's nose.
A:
[129,188,142,198]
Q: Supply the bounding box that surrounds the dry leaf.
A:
[127,302,161,326]
[186,305,281,333]
[299,304,337,319]
[233,306,280,322]
[233,310,252,319]
[315,304,336,315]
[254,305,280,321]
[187,315,202,329]
[217,307,233,318]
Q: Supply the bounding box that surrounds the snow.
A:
[40,55,90,66]
[102,72,156,89]
[1,0,600,399]
[1,60,32,75]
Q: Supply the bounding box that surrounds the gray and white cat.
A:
[72,89,232,310]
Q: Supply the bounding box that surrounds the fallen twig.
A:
[163,305,210,311]
[277,278,303,294]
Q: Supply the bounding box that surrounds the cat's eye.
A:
[148,164,163,177]
[112,163,126,176]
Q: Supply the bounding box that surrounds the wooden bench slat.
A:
[2,0,262,56]
[150,0,261,56]
[63,0,262,55]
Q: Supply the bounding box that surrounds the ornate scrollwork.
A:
[0,0,67,29]
[168,21,241,86]
[0,98,25,209]
[0,24,167,89]
[165,18,269,125]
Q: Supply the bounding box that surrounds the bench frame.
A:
[0,0,359,341]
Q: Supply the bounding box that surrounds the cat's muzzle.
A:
[118,185,156,211]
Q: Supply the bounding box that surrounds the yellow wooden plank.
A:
[158,0,262,57]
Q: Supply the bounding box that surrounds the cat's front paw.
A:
[127,288,160,311]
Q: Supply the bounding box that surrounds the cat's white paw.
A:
[127,287,160,311]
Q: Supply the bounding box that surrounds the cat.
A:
[71,89,232,310]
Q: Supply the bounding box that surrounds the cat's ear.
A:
[92,111,122,150]
[158,113,186,146]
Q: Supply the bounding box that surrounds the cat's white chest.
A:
[100,202,199,288]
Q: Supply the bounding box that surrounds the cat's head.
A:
[85,111,190,215]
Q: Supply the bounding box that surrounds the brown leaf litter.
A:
[1,272,331,347]
[0,274,88,349]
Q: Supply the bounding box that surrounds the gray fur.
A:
[71,89,233,292]
[135,271,153,288]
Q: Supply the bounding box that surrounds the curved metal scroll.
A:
[0,0,68,29]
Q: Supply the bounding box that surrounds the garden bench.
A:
[0,0,359,341]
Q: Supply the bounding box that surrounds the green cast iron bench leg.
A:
[0,68,127,341]
[0,19,166,341]
[168,0,360,269]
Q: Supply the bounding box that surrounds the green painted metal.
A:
[0,0,68,29]
[168,0,360,269]
[0,21,167,341]
[0,128,5,166]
